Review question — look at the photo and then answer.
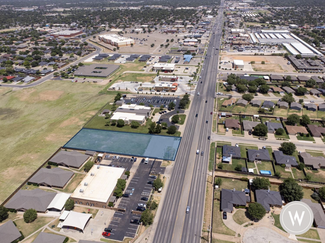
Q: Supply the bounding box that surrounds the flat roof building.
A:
[152,63,175,72]
[98,34,135,47]
[71,165,124,208]
[50,30,83,38]
[74,64,119,77]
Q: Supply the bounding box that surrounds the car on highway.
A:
[206,120,208,123]
[130,219,140,224]
[210,112,213,115]
[102,232,111,237]
[223,211,227,219]
[201,151,204,156]
[196,149,199,154]
[208,136,210,140]
[196,114,198,117]
[197,92,200,96]
[205,100,207,103]
[186,206,190,213]
[104,228,112,233]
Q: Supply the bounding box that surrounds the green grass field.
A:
[118,73,156,82]
[0,81,112,203]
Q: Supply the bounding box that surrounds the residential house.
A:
[319,103,325,111]
[0,220,22,243]
[307,125,325,137]
[23,76,35,83]
[262,101,275,109]
[300,152,325,170]
[290,102,302,110]
[222,98,237,107]
[237,99,248,107]
[277,101,289,109]
[305,103,317,111]
[250,100,261,107]
[282,86,295,94]
[265,121,284,133]
[273,150,298,167]
[5,189,56,213]
[271,86,284,94]
[255,190,282,212]
[285,125,309,135]
[247,149,271,162]
[310,89,321,96]
[243,120,260,131]
[221,189,247,213]
[297,76,310,82]
[225,119,240,130]
[301,199,325,229]
[222,145,241,162]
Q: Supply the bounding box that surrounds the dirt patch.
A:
[1,167,27,180]
[39,90,64,101]
[45,133,71,142]
[252,63,283,72]
[17,88,36,101]
[59,117,82,127]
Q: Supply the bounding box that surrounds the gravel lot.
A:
[243,227,296,243]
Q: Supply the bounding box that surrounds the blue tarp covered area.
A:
[63,128,181,160]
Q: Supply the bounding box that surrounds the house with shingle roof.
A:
[225,119,240,130]
[221,189,247,213]
[300,152,325,170]
[285,125,309,135]
[243,120,260,131]
[222,98,237,107]
[247,149,271,162]
[265,121,283,133]
[28,168,74,188]
[33,232,66,243]
[222,145,241,160]
[262,101,275,109]
[302,199,325,229]
[290,102,302,110]
[310,89,321,96]
[273,151,298,167]
[49,151,90,169]
[255,190,282,212]
[0,220,22,243]
[237,99,248,107]
[319,103,325,111]
[250,99,261,107]
[308,125,325,137]
[282,86,295,94]
[277,101,288,109]
[305,103,317,111]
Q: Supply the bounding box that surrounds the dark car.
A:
[104,228,112,233]
[137,206,146,211]
[205,100,207,103]
[208,136,210,140]
[141,197,149,201]
[147,181,153,185]
[195,114,198,117]
[201,151,204,156]
[123,193,130,197]
[210,112,213,115]
[248,130,252,135]
[130,219,140,224]
[223,211,227,219]
[206,120,208,123]
[134,158,137,162]
[150,175,157,179]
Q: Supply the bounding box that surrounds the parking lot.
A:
[124,96,181,108]
[106,159,165,241]
[100,155,136,171]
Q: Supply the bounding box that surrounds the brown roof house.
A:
[302,199,325,229]
[308,125,325,137]
[271,86,284,93]
[285,125,309,135]
[222,98,237,107]
[300,152,325,170]
[225,119,240,130]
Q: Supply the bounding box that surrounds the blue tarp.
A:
[183,55,193,63]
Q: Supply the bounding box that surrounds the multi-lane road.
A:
[153,1,225,243]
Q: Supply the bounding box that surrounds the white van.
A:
[144,158,149,164]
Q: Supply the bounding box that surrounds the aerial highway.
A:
[153,1,225,243]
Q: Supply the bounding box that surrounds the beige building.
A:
[98,34,135,47]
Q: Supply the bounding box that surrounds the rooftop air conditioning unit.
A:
[84,182,88,186]
[79,189,84,193]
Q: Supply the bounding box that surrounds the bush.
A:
[84,161,94,172]
[319,187,325,200]
[117,119,125,127]
[235,164,242,171]
[281,164,286,168]
[24,209,37,223]
[215,178,222,186]
[131,121,140,128]
[153,178,163,191]
[218,163,223,169]
[125,171,130,178]
[297,163,305,171]
[311,192,320,201]
[108,202,114,207]
[0,206,8,222]
[63,237,69,243]
[111,120,117,126]
[64,199,75,211]
[167,126,177,134]
[274,171,281,177]
[275,128,284,135]
[172,115,179,123]
[140,209,154,226]
[150,201,158,210]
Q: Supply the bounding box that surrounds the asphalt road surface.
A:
[1,39,102,89]
[152,1,225,243]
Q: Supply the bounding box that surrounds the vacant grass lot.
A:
[118,73,156,82]
[15,216,54,238]
[0,81,112,203]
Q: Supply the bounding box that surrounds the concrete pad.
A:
[314,137,324,145]
[289,135,298,143]
[243,227,296,243]
[267,133,276,141]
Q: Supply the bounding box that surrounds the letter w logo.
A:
[288,211,305,226]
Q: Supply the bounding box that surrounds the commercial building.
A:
[111,104,151,124]
[233,60,244,69]
[50,30,83,38]
[0,220,22,243]
[71,165,125,208]
[159,75,178,82]
[153,83,178,92]
[49,150,90,169]
[28,167,74,188]
[98,34,135,47]
[152,63,175,72]
[74,64,119,77]
[183,38,198,46]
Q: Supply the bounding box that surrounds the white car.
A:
[196,149,199,154]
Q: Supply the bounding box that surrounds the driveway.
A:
[267,133,276,141]
[289,135,298,143]
[314,137,324,145]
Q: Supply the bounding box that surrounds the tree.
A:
[305,79,316,88]
[155,124,162,133]
[319,187,325,200]
[248,86,257,93]
[279,142,296,155]
[153,178,163,191]
[64,199,75,211]
[253,123,268,136]
[236,84,247,93]
[168,102,175,110]
[84,161,94,172]
[161,122,168,129]
[301,115,311,126]
[261,61,265,64]
[140,209,154,226]
[252,177,271,190]
[242,94,254,102]
[2,77,7,82]
[148,122,156,134]
[24,209,37,223]
[167,125,177,134]
[172,115,179,123]
[247,203,266,221]
[114,93,122,103]
[117,119,125,127]
[297,163,305,171]
[275,128,284,135]
[215,178,222,186]
[151,43,155,47]
[0,206,8,222]
[235,164,243,171]
[280,178,304,202]
[131,121,140,128]
[296,87,307,96]
[287,114,300,125]
[259,85,269,94]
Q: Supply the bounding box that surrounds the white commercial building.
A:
[153,63,175,72]
[98,34,135,47]
[111,104,151,124]
[111,112,146,124]
[231,29,245,34]
[183,38,198,46]
[233,60,244,69]
[71,166,124,208]
[47,193,71,212]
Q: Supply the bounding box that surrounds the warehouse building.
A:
[74,64,119,77]
[50,30,83,38]
[71,166,125,208]
[111,104,151,124]
[98,34,135,47]
[233,60,244,69]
